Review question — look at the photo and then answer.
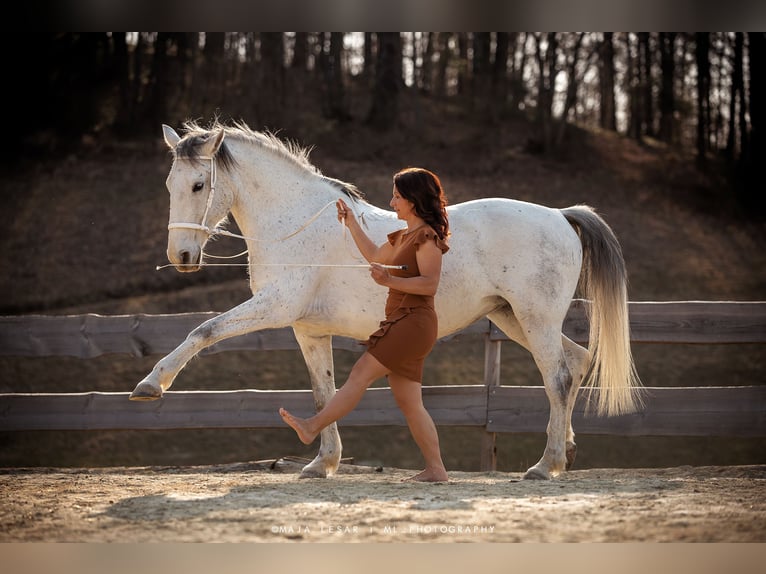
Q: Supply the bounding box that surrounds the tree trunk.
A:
[659,32,677,144]
[472,32,492,107]
[695,32,711,164]
[325,32,350,122]
[367,33,401,130]
[599,32,617,131]
[510,33,529,110]
[533,33,557,153]
[257,33,285,127]
[434,33,450,97]
[743,32,765,211]
[200,32,226,119]
[147,33,171,129]
[292,33,309,70]
[492,32,510,117]
[625,33,643,141]
[363,33,375,84]
[639,32,654,137]
[737,34,749,160]
[112,33,132,131]
[421,32,435,93]
[555,33,586,147]
[726,32,744,159]
[456,33,469,96]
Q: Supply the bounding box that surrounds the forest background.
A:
[0,32,763,472]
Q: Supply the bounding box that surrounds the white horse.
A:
[130,121,642,480]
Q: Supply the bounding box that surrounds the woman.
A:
[279,167,451,482]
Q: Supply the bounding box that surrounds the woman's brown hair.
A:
[393,168,450,241]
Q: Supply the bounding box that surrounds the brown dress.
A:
[364,225,450,382]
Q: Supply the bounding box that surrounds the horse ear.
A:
[209,129,225,155]
[162,124,181,149]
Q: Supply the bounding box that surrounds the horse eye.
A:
[192,182,204,193]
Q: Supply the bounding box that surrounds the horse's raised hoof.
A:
[565,441,577,470]
[523,466,551,480]
[129,380,163,401]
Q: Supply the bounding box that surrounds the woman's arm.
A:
[370,239,443,296]
[337,198,392,263]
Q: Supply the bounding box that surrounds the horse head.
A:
[162,124,232,272]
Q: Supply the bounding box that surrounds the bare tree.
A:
[726,33,748,160]
[367,33,402,130]
[695,32,711,164]
[420,32,435,94]
[509,33,529,110]
[256,33,285,127]
[292,33,309,70]
[434,33,451,98]
[638,32,655,137]
[472,32,492,106]
[325,32,351,121]
[491,32,511,117]
[599,32,617,131]
[659,32,677,144]
[555,33,589,147]
[532,32,558,152]
[743,32,764,210]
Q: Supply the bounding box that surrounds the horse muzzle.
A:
[167,246,202,273]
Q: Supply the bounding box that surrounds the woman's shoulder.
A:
[413,226,449,254]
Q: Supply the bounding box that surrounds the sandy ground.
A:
[1,460,764,542]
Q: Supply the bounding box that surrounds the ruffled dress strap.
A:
[412,226,450,254]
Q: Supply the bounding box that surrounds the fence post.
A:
[479,326,502,471]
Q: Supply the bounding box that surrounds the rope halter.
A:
[163,154,360,251]
[167,155,218,236]
[158,156,397,271]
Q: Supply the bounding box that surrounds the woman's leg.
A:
[388,374,448,482]
[280,352,389,444]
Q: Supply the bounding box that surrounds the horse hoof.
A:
[129,381,163,401]
[565,441,577,470]
[299,466,328,479]
[523,467,551,480]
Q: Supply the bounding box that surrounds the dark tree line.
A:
[7,32,764,206]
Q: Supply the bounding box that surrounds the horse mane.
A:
[176,119,365,201]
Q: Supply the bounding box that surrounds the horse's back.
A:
[436,198,583,331]
[449,197,570,233]
[447,197,581,268]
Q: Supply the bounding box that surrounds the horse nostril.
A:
[180,251,191,265]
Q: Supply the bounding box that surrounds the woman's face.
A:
[390,185,416,220]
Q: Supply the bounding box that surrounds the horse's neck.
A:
[228,155,333,240]
[225,141,400,247]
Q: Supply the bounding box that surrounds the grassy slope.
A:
[1,100,764,470]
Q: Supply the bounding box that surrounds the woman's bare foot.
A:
[279,408,318,445]
[403,468,449,483]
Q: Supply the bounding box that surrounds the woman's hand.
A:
[369,263,392,286]
[336,198,356,227]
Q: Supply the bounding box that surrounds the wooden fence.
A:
[1,300,765,470]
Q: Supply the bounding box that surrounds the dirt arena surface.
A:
[1,460,764,542]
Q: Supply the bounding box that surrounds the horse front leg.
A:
[292,329,342,479]
[130,292,293,400]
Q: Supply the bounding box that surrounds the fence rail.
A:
[1,300,765,469]
[2,301,765,360]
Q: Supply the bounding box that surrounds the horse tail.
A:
[561,205,643,416]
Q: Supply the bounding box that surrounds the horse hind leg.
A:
[488,306,573,479]
[562,335,589,470]
[292,329,343,479]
